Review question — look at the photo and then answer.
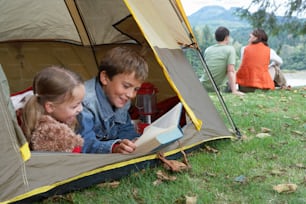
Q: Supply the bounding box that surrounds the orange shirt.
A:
[237,43,275,90]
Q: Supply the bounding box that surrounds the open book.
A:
[134,102,183,153]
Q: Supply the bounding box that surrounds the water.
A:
[284,71,306,87]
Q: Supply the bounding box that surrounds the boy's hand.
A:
[112,139,136,154]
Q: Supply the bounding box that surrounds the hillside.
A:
[188,6,250,31]
[186,6,306,71]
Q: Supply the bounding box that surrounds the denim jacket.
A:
[77,78,139,153]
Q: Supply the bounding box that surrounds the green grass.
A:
[41,87,306,204]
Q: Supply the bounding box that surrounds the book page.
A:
[134,102,183,153]
[134,126,168,147]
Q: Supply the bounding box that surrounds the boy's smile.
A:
[101,71,142,108]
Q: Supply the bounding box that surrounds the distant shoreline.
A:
[283,70,306,87]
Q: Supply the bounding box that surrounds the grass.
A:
[41,87,306,204]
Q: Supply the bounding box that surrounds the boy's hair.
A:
[98,46,149,81]
[22,65,84,142]
[251,29,268,46]
[215,26,230,42]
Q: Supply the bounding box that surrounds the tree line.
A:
[184,0,306,77]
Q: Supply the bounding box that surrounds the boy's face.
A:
[100,71,142,108]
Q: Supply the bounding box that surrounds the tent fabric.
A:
[0,0,233,203]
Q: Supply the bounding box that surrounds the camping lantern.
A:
[136,82,158,124]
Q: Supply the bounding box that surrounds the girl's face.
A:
[48,84,85,125]
[100,71,142,108]
[248,33,257,44]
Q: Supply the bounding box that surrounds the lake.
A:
[284,70,306,87]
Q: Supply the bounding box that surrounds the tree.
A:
[235,0,306,36]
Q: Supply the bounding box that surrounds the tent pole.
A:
[195,48,242,139]
[65,0,100,69]
[161,0,241,138]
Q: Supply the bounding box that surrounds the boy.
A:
[203,26,244,96]
[77,46,149,154]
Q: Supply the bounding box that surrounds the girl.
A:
[22,65,85,152]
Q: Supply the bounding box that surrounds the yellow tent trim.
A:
[5,135,234,204]
[20,142,31,161]
[124,0,202,130]
[175,0,198,46]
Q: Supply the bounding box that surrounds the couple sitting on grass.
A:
[203,26,287,95]
[22,46,149,154]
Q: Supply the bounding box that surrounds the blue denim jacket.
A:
[77,78,139,153]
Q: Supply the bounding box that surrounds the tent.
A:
[0,0,233,203]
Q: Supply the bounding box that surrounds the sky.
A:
[181,0,253,16]
[180,0,296,17]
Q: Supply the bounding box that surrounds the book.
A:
[134,102,183,153]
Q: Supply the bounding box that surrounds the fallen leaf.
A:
[273,183,297,193]
[261,127,271,133]
[256,133,271,138]
[257,104,264,109]
[153,179,163,186]
[156,170,176,181]
[248,127,256,133]
[240,135,249,141]
[163,159,189,172]
[205,145,219,153]
[203,172,217,177]
[132,188,138,197]
[271,169,286,176]
[291,130,303,136]
[251,175,267,182]
[185,196,197,204]
[158,152,191,172]
[293,163,306,169]
[268,154,278,160]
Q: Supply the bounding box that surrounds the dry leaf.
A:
[291,130,303,136]
[132,188,138,197]
[158,152,190,172]
[153,179,163,186]
[257,104,264,109]
[260,127,271,133]
[248,127,256,133]
[295,163,306,169]
[205,145,219,153]
[251,175,267,182]
[271,169,286,176]
[153,170,177,186]
[240,135,249,141]
[185,196,197,204]
[156,170,176,181]
[204,172,217,177]
[256,133,271,138]
[162,159,189,172]
[273,183,297,193]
